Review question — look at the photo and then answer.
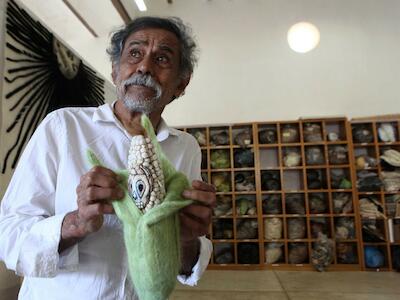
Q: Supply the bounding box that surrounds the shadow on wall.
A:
[0,262,20,300]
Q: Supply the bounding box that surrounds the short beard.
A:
[116,73,163,115]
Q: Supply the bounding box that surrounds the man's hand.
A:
[180,180,216,242]
[179,180,216,275]
[59,166,124,252]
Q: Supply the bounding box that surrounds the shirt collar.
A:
[92,101,180,142]
[92,102,115,123]
[156,118,181,142]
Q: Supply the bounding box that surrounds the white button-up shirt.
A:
[0,103,212,300]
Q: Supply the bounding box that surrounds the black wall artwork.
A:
[1,0,105,174]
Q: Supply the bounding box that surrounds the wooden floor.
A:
[171,270,400,300]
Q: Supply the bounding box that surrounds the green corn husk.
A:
[87,115,193,300]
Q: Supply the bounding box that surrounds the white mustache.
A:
[122,74,162,99]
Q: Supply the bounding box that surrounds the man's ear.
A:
[111,64,118,84]
[174,74,191,99]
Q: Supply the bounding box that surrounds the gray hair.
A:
[107,16,198,78]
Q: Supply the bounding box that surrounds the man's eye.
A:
[130,50,141,58]
[157,56,169,63]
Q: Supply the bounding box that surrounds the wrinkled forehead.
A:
[123,28,181,53]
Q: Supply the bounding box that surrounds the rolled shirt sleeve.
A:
[177,236,212,286]
[14,213,78,277]
[0,112,77,277]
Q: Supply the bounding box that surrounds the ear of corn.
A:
[86,115,194,300]
[127,134,165,213]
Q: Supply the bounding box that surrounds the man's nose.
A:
[137,55,154,75]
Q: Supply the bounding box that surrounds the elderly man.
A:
[0,16,215,299]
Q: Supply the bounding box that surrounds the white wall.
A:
[19,0,400,127]
[152,0,400,126]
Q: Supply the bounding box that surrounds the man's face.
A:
[113,28,188,114]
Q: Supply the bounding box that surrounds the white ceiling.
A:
[16,0,205,82]
[16,0,143,81]
[66,0,125,36]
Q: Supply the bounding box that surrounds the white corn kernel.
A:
[127,134,165,213]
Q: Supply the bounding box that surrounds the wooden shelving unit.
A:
[350,118,400,271]
[179,117,400,271]
[180,117,366,270]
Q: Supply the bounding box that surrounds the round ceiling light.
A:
[287,22,320,53]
